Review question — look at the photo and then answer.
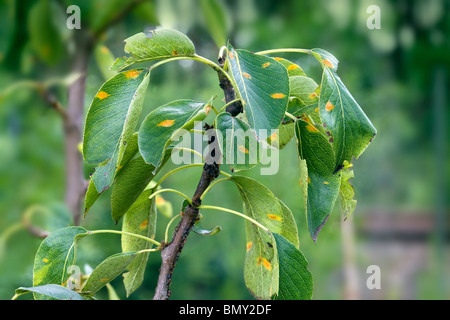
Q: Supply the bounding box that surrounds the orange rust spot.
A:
[287,64,299,70]
[172,50,179,56]
[100,278,109,282]
[323,59,334,69]
[256,256,262,265]
[124,69,143,79]
[246,242,252,252]
[323,181,329,185]
[273,57,283,61]
[325,101,335,111]
[267,214,282,221]
[262,258,272,271]
[157,119,175,127]
[307,176,311,184]
[42,258,49,263]
[315,107,319,113]
[238,145,249,154]
[139,219,149,229]
[96,91,110,100]
[262,62,271,68]
[271,93,286,99]
[299,179,302,185]
[228,51,235,60]
[100,46,109,54]
[306,124,319,133]
[242,72,252,79]
[309,93,318,100]
[269,132,278,141]
[241,99,246,106]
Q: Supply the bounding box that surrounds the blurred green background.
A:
[0,0,449,300]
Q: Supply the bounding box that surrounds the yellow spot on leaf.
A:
[229,51,235,60]
[299,179,302,185]
[156,196,165,205]
[246,242,252,252]
[315,107,319,113]
[287,64,299,70]
[262,62,271,68]
[157,120,175,127]
[139,219,149,229]
[100,278,109,282]
[309,93,318,100]
[205,105,212,115]
[100,46,109,54]
[172,50,179,56]
[271,93,286,99]
[323,59,334,69]
[238,145,249,154]
[306,124,319,133]
[242,72,252,79]
[269,132,278,141]
[325,101,335,111]
[307,176,311,184]
[124,69,143,79]
[42,258,49,263]
[96,91,110,100]
[323,181,329,185]
[273,57,283,61]
[242,99,246,106]
[262,258,272,271]
[267,214,282,221]
[256,256,262,265]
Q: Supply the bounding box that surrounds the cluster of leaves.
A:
[15,28,375,301]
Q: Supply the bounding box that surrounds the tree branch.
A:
[152,52,239,300]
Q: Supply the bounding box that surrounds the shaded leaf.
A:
[227,46,289,140]
[215,112,259,172]
[273,233,313,300]
[199,0,230,48]
[289,76,319,106]
[16,284,84,301]
[295,119,340,241]
[121,188,157,297]
[94,44,117,80]
[311,48,377,170]
[138,99,209,168]
[339,161,357,220]
[267,122,295,150]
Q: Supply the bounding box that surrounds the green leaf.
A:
[33,227,88,299]
[28,0,64,65]
[83,252,138,294]
[339,161,357,220]
[272,57,306,77]
[114,28,196,71]
[267,122,295,150]
[215,112,259,172]
[295,119,340,242]
[199,0,229,48]
[156,196,173,218]
[289,76,319,106]
[227,46,289,140]
[273,233,313,300]
[138,99,209,168]
[311,48,377,170]
[94,44,117,80]
[83,68,150,192]
[121,189,157,297]
[230,176,299,299]
[15,284,84,301]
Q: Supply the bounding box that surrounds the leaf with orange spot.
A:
[227,45,289,140]
[295,119,340,242]
[139,100,209,168]
[311,48,377,170]
[270,57,306,77]
[83,252,138,294]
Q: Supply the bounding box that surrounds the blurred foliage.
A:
[0,0,449,300]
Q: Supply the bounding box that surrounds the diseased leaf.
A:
[33,227,88,300]
[83,252,138,294]
[267,122,295,150]
[121,189,157,297]
[228,46,289,140]
[215,112,259,172]
[311,48,377,171]
[138,99,209,168]
[16,284,84,301]
[83,68,150,193]
[289,76,319,106]
[295,119,340,242]
[339,161,357,220]
[114,28,195,71]
[271,57,306,77]
[273,233,313,300]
